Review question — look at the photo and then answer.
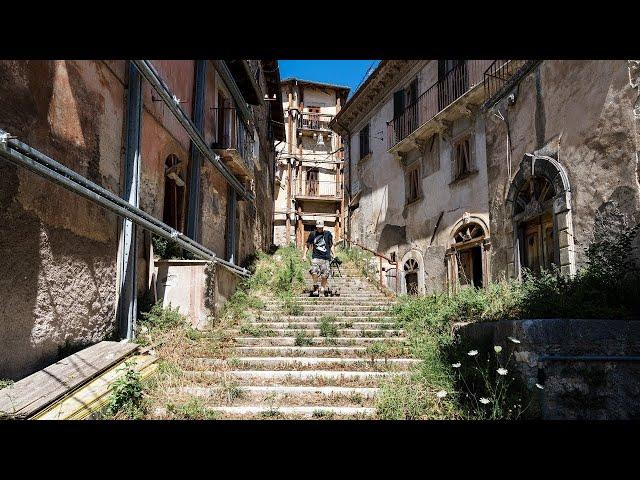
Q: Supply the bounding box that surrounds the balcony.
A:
[294,179,342,202]
[212,118,255,179]
[388,60,506,152]
[296,112,334,133]
[483,59,532,108]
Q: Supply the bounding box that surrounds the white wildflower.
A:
[479,397,491,404]
[468,350,478,356]
[535,383,545,390]
[436,390,447,398]
[497,368,508,376]
[494,346,502,353]
[452,362,461,368]
[507,336,521,344]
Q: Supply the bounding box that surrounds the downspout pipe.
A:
[334,118,352,245]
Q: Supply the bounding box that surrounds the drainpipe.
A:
[334,119,352,246]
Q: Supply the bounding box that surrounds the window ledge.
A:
[449,169,479,186]
[405,196,423,207]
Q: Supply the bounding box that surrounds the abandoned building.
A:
[273,78,350,247]
[0,59,285,379]
[330,60,640,295]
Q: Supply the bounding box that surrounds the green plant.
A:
[294,330,313,346]
[151,234,183,259]
[166,397,218,420]
[319,315,338,337]
[0,379,14,390]
[239,323,277,337]
[105,361,145,419]
[366,341,390,365]
[185,327,202,341]
[139,301,186,333]
[283,296,303,316]
[312,409,335,419]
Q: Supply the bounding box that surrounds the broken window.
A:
[453,134,473,180]
[403,258,420,295]
[452,222,486,289]
[163,154,185,232]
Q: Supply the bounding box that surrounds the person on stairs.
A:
[302,220,334,297]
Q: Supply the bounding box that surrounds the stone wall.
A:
[0,60,124,378]
[485,60,640,278]
[456,318,640,419]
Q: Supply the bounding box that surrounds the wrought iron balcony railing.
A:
[297,112,334,132]
[212,117,255,177]
[387,60,496,149]
[483,59,529,106]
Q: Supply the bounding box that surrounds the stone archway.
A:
[446,213,491,293]
[400,250,426,295]
[506,154,575,277]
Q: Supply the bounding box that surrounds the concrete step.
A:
[197,356,418,371]
[234,336,408,347]
[185,369,405,387]
[252,315,396,322]
[234,345,410,358]
[205,405,376,419]
[230,328,405,338]
[263,300,391,306]
[167,385,379,407]
[255,311,393,318]
[261,305,391,312]
[250,322,398,330]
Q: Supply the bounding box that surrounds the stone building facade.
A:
[273,78,349,247]
[330,60,640,295]
[0,60,284,379]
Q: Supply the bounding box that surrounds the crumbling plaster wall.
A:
[485,60,640,278]
[348,60,490,294]
[0,60,126,379]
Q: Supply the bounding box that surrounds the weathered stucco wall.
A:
[0,60,125,378]
[486,60,640,278]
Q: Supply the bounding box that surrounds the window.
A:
[163,154,185,232]
[453,134,473,180]
[359,123,370,160]
[406,164,421,204]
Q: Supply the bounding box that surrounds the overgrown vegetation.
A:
[104,361,146,419]
[151,234,185,260]
[319,315,338,338]
[377,225,640,419]
[336,245,376,281]
[294,330,313,346]
[0,379,14,390]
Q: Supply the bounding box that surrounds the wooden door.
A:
[524,223,541,273]
[307,169,319,196]
[458,250,474,288]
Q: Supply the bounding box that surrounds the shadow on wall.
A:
[0,60,119,380]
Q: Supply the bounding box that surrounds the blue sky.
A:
[279,60,380,98]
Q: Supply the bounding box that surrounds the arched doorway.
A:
[400,250,426,295]
[446,217,490,291]
[163,154,185,231]
[403,258,420,295]
[506,154,575,277]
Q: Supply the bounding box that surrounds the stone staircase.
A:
[170,266,416,419]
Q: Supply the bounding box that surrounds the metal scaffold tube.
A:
[0,130,250,278]
[131,60,255,202]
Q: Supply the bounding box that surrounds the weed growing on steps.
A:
[0,379,14,390]
[366,341,391,366]
[294,330,313,346]
[312,409,335,419]
[240,323,277,337]
[105,361,146,419]
[319,315,338,337]
[166,397,218,420]
[282,295,303,316]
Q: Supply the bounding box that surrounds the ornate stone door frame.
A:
[446,213,491,294]
[506,154,576,278]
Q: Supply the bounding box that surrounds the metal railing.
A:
[483,59,528,104]
[346,240,399,294]
[213,117,255,175]
[297,112,334,131]
[388,60,495,149]
[295,179,342,198]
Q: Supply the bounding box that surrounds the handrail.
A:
[345,239,399,293]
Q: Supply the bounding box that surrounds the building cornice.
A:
[329,60,418,136]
